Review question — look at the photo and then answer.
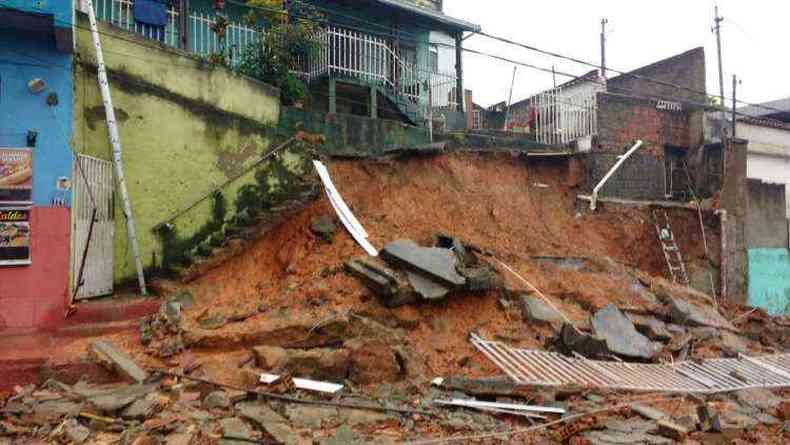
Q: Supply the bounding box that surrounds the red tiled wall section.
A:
[0,207,70,331]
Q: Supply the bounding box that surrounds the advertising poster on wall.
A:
[0,207,31,266]
[0,148,33,205]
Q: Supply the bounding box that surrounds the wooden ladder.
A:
[653,210,689,285]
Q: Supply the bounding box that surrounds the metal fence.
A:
[95,0,259,66]
[533,87,599,146]
[94,0,181,47]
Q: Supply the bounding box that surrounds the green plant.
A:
[237,1,322,105]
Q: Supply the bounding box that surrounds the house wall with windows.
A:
[0,5,75,331]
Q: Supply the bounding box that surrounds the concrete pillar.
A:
[328,79,337,114]
[719,137,749,303]
[369,86,377,119]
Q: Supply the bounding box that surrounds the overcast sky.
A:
[444,0,790,108]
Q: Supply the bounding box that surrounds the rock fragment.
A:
[591,305,663,360]
[520,295,564,326]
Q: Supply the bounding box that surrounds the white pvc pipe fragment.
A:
[590,140,644,211]
[86,1,147,295]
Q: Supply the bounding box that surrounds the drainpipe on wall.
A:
[590,140,644,211]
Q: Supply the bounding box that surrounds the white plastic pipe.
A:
[86,1,147,295]
[590,140,644,211]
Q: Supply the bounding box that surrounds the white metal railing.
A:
[426,69,459,110]
[303,25,452,106]
[533,87,599,145]
[189,12,259,67]
[94,0,180,47]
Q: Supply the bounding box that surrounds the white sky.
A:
[444,0,790,108]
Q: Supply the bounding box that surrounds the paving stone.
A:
[591,305,663,360]
[90,340,148,383]
[237,402,306,445]
[520,295,564,325]
[381,239,466,287]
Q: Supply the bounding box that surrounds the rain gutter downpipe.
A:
[590,140,644,211]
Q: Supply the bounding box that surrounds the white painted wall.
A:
[739,122,790,217]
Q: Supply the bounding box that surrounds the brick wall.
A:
[596,93,692,155]
[607,47,706,104]
[582,152,667,201]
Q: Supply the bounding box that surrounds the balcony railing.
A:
[92,2,456,112]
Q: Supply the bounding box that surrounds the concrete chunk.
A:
[382,239,466,287]
[591,305,663,360]
[520,295,564,325]
[90,340,148,384]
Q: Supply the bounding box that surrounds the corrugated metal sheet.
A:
[471,334,790,394]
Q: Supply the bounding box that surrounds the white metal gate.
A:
[72,154,114,299]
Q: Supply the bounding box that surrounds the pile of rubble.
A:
[345,234,502,307]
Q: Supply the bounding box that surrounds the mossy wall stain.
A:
[72,21,281,283]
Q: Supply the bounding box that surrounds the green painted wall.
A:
[747,248,790,315]
[279,107,430,156]
[73,13,282,283]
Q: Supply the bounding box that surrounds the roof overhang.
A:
[373,0,481,33]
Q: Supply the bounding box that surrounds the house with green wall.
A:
[91,0,480,128]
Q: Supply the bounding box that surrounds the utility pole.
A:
[600,18,608,82]
[731,75,738,138]
[713,6,726,134]
[503,66,517,131]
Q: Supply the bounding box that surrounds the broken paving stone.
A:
[63,419,90,444]
[251,345,350,381]
[381,239,466,287]
[520,295,564,326]
[667,297,736,330]
[220,417,253,440]
[345,258,419,308]
[237,402,305,445]
[406,270,452,300]
[591,305,663,360]
[88,383,159,412]
[90,340,149,384]
[203,391,231,410]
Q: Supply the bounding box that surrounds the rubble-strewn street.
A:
[2,153,788,444]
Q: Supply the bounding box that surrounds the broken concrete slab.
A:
[251,345,350,381]
[557,323,609,359]
[406,270,452,300]
[219,417,253,441]
[381,239,466,287]
[237,402,306,445]
[582,418,671,445]
[344,258,419,307]
[625,313,676,342]
[121,394,160,420]
[667,297,736,330]
[655,419,690,441]
[630,403,668,421]
[591,305,663,360]
[87,383,159,412]
[90,340,148,384]
[520,295,564,326]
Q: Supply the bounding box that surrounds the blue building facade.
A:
[0,0,75,330]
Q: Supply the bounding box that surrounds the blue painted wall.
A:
[0,28,74,207]
[748,248,790,315]
[0,0,73,30]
